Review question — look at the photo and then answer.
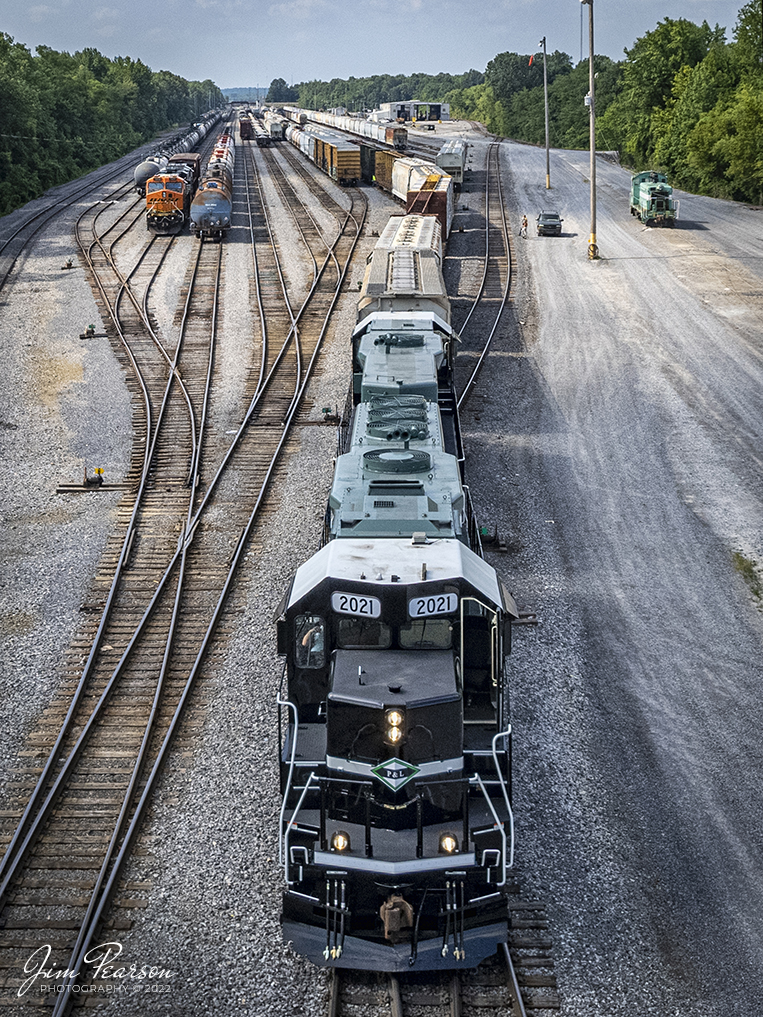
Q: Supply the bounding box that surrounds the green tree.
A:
[598,17,725,164]
[735,0,763,66]
[0,35,225,216]
[267,77,299,102]
[685,80,763,201]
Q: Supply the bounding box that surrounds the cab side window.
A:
[295,614,325,669]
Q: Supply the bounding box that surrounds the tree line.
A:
[283,2,761,205]
[0,34,225,216]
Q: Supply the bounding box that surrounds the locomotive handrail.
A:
[277,691,301,868]
[462,484,484,557]
[282,772,318,884]
[492,728,515,869]
[471,772,509,887]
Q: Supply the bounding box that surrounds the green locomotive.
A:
[630,171,677,227]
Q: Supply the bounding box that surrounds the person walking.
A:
[520,214,528,239]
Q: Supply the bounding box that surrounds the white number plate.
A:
[331,592,382,618]
[408,593,459,618]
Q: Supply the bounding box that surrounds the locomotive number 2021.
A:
[408,593,458,617]
[331,592,382,618]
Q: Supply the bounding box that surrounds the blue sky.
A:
[0,0,746,88]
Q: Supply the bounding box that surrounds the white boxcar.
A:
[436,140,467,186]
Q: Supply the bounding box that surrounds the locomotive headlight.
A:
[439,832,459,854]
[385,709,404,744]
[331,830,351,852]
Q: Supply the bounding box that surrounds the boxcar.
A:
[436,140,466,188]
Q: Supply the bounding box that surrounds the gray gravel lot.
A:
[2,132,762,1015]
[470,140,763,1016]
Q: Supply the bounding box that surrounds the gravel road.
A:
[466,140,763,1016]
[1,131,762,1015]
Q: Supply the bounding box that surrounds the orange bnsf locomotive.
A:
[145,153,202,235]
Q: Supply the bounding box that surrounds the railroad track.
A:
[0,159,139,296]
[327,894,560,1016]
[446,141,513,407]
[0,121,367,1012]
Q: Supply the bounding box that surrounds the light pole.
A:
[540,37,550,189]
[581,0,598,258]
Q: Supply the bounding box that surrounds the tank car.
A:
[133,111,222,196]
[276,214,519,973]
[134,155,168,196]
[630,171,677,226]
[190,133,235,242]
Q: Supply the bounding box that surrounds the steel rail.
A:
[0,197,159,893]
[0,177,209,893]
[50,244,226,1017]
[501,942,529,1017]
[266,144,342,286]
[0,164,138,293]
[457,143,513,409]
[388,974,404,1017]
[242,142,301,393]
[241,140,271,398]
[0,126,228,890]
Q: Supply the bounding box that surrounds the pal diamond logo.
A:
[371,758,420,791]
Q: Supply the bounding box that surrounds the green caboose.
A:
[630,171,677,227]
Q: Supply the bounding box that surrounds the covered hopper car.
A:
[283,106,407,150]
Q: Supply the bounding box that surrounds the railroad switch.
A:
[322,406,340,424]
[61,258,74,270]
[79,324,107,339]
[83,467,104,487]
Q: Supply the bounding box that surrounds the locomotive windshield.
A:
[399,618,452,649]
[336,617,391,649]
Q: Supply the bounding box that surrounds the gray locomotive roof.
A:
[287,537,504,610]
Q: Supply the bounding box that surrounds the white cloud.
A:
[267,0,330,19]
[28,5,55,23]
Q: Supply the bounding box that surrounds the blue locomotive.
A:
[276,214,519,972]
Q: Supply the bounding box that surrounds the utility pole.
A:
[540,37,550,189]
[581,0,598,258]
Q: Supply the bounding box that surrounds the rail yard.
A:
[1,109,762,1017]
